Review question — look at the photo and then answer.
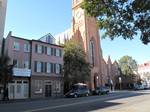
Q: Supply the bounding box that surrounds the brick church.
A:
[55,0,120,90]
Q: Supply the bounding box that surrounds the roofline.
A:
[32,39,64,48]
[10,35,31,41]
[7,35,64,48]
[39,33,55,40]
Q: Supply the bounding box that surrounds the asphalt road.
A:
[0,90,150,112]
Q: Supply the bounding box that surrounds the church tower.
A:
[72,0,103,89]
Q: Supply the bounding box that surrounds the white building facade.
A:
[138,61,150,84]
[54,29,72,45]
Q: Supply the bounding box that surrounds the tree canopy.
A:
[0,53,14,90]
[118,55,137,75]
[63,40,91,92]
[82,0,150,44]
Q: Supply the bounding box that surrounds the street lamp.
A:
[100,74,103,86]
[119,77,122,90]
[96,76,99,87]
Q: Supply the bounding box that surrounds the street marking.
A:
[24,94,129,112]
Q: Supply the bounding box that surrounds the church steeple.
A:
[72,0,83,9]
[71,0,103,88]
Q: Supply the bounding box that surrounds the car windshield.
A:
[70,89,78,92]
[97,86,107,89]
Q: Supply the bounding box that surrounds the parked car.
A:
[93,86,110,95]
[143,84,149,89]
[142,82,150,90]
[65,83,90,98]
[133,83,144,90]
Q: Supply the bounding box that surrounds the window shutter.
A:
[41,62,44,72]
[45,47,47,54]
[59,49,62,57]
[51,63,53,73]
[34,61,37,72]
[60,64,62,74]
[54,63,56,73]
[51,48,54,56]
[45,62,47,73]
[42,46,44,54]
[35,44,38,53]
[54,48,56,56]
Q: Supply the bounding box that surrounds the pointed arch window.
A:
[89,40,95,66]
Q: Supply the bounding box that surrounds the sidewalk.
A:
[0,90,131,104]
[0,96,64,104]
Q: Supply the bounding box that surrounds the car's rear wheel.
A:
[86,93,89,97]
[74,94,78,98]
[98,92,101,95]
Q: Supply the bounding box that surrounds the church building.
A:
[55,0,106,90]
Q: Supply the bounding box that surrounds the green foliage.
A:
[0,53,14,89]
[82,0,150,44]
[63,40,91,91]
[118,55,137,75]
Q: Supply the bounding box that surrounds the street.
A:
[0,90,150,112]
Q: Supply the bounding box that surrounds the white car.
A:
[134,84,144,90]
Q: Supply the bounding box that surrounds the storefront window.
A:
[34,80,42,94]
[17,85,21,93]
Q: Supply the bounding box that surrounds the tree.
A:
[118,55,137,75]
[0,53,14,99]
[63,40,91,93]
[82,0,150,44]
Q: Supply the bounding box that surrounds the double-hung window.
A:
[13,59,19,68]
[37,45,42,54]
[47,47,51,55]
[37,62,42,72]
[56,64,61,74]
[56,49,60,57]
[14,42,20,51]
[24,60,29,69]
[46,63,51,73]
[24,44,30,52]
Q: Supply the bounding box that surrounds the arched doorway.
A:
[94,73,99,89]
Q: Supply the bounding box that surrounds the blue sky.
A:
[4,0,150,64]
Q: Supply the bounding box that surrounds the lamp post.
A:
[119,77,122,90]
[96,76,99,87]
[100,74,103,86]
[110,79,113,91]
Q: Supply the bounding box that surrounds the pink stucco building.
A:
[4,32,31,99]
[4,32,63,99]
[30,39,63,98]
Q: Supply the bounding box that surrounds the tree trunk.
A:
[2,81,7,101]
